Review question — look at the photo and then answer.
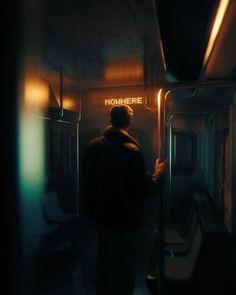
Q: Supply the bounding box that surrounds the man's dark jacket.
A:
[82,126,163,230]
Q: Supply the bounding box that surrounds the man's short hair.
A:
[110,105,134,128]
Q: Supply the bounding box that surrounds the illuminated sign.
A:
[104,97,143,106]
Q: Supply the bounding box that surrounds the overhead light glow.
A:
[203,0,230,65]
[63,96,77,111]
[24,78,49,108]
[104,58,143,82]
[159,41,167,71]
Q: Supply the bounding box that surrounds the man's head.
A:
[110,105,134,129]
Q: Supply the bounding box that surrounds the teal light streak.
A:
[18,109,46,237]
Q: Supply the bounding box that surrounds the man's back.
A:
[81,105,166,295]
[82,126,154,230]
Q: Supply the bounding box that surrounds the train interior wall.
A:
[163,88,235,294]
[166,88,235,226]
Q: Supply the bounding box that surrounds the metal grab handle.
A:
[157,185,165,295]
[156,89,166,295]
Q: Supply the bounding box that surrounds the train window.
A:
[172,130,197,175]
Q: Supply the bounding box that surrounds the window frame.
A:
[172,128,198,176]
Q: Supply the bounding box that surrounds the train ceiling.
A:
[156,0,217,81]
[29,0,160,88]
[24,0,236,88]
[156,0,236,81]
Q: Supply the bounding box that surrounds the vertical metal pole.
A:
[232,90,236,295]
[76,79,82,217]
[76,123,79,217]
[165,113,173,222]
[157,89,165,295]
[59,63,63,118]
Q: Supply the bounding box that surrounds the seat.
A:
[43,191,74,224]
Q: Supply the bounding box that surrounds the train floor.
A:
[28,218,156,295]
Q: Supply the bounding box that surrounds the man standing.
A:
[82,104,166,295]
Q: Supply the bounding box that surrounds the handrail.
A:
[76,79,82,218]
[164,78,236,91]
[157,90,166,295]
[59,63,64,118]
[165,114,173,221]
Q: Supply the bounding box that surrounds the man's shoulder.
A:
[86,136,104,150]
[83,137,104,162]
[89,136,104,145]
[123,142,141,152]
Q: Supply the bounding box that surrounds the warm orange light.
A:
[159,41,167,71]
[24,78,49,108]
[104,97,143,106]
[104,58,143,82]
[157,88,163,109]
[164,90,171,100]
[63,96,77,111]
[157,88,163,158]
[203,0,230,65]
[46,73,61,106]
